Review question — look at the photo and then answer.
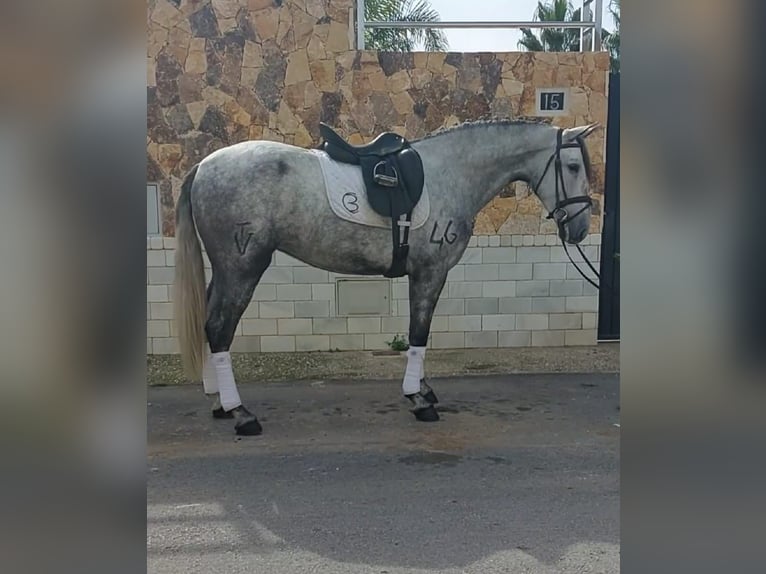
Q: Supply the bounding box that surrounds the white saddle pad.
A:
[310,148,430,230]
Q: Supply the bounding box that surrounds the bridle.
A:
[533,128,601,290]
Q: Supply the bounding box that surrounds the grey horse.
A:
[173,119,599,435]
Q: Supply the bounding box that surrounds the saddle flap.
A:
[360,151,424,218]
[396,147,424,204]
[360,156,396,216]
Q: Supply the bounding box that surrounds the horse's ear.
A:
[565,123,600,141]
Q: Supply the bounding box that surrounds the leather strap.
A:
[384,154,413,278]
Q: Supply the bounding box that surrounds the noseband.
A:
[534,129,601,289]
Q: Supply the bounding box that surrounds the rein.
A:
[534,129,601,290]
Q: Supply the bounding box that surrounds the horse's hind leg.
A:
[404,270,448,422]
[199,277,232,419]
[206,254,272,436]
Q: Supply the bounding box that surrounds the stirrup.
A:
[373,161,399,187]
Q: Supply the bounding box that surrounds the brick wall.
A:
[147,233,600,354]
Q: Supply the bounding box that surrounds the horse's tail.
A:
[173,163,206,381]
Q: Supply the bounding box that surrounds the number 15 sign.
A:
[535,88,570,116]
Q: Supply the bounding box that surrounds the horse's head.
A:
[530,124,599,245]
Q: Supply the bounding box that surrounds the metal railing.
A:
[356,0,603,52]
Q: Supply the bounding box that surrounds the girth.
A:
[319,123,425,278]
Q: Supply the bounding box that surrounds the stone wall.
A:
[148,0,610,236]
[147,0,610,353]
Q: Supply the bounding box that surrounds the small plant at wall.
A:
[386,334,410,352]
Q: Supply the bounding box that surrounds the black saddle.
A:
[319,124,408,159]
[319,123,425,278]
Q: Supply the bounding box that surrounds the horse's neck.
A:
[414,123,553,215]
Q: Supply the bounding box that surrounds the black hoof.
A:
[421,390,439,405]
[235,418,263,436]
[212,407,234,419]
[413,405,440,422]
[419,379,438,404]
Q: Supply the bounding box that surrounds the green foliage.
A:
[602,0,620,72]
[518,0,620,73]
[364,0,448,52]
[386,334,410,352]
[518,0,583,52]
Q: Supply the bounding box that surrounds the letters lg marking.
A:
[429,220,458,248]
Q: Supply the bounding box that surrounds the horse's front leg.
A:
[404,270,447,422]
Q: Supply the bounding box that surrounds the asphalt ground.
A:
[148,373,620,573]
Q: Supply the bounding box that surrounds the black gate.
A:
[598,73,620,340]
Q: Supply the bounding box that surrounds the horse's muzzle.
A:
[555,210,589,245]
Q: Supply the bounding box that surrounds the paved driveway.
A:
[148,374,620,573]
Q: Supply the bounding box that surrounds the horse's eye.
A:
[567,163,580,173]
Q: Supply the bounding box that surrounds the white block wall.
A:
[147,234,601,354]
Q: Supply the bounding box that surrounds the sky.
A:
[423,0,616,52]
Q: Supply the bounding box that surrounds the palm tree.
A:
[602,0,620,72]
[364,0,449,52]
[517,0,582,52]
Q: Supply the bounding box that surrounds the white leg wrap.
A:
[202,348,218,395]
[211,352,241,411]
[402,346,426,395]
